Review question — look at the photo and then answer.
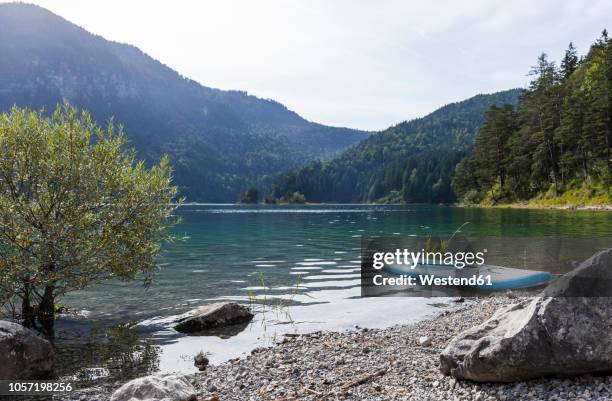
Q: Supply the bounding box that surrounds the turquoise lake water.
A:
[54,204,612,386]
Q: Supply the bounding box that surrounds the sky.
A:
[15,0,612,130]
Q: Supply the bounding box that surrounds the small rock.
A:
[194,352,209,371]
[110,375,197,401]
[418,336,432,346]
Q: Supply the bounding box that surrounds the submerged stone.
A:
[174,302,253,334]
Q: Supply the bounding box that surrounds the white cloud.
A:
[12,0,612,130]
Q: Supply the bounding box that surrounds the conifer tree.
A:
[455,31,612,204]
[561,42,579,80]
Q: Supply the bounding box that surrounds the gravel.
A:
[60,296,612,401]
[192,296,612,401]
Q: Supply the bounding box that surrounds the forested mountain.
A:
[454,33,612,205]
[0,3,369,201]
[269,89,521,203]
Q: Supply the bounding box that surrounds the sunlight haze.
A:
[13,0,612,130]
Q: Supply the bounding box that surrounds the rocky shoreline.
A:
[59,295,612,401]
[181,295,610,401]
[51,248,612,400]
[461,202,612,211]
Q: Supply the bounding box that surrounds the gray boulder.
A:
[110,375,197,401]
[174,302,253,333]
[0,320,54,379]
[440,249,612,382]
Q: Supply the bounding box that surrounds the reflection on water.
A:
[54,204,612,385]
[182,321,252,339]
[54,320,160,388]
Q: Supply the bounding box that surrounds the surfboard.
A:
[384,262,551,290]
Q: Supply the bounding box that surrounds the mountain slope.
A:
[269,89,522,203]
[0,3,369,201]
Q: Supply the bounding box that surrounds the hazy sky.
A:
[17,0,612,130]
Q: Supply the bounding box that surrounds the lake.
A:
[54,204,612,387]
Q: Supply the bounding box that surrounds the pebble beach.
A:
[64,295,612,401]
[192,296,612,401]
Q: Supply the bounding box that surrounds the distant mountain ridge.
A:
[269,89,523,203]
[0,3,369,201]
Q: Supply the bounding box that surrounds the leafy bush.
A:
[0,104,180,333]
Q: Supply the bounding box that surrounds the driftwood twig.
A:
[317,369,386,400]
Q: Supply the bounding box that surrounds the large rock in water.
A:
[110,375,197,401]
[0,320,54,379]
[440,248,612,382]
[174,302,253,333]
